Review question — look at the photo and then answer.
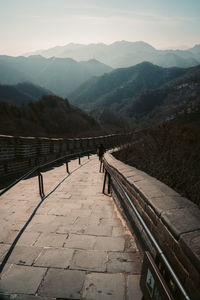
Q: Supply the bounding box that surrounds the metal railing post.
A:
[38,170,45,198]
[99,160,103,173]
[66,160,69,173]
[102,170,107,194]
[107,173,111,194]
[78,155,81,165]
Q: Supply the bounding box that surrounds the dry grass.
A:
[114,122,200,206]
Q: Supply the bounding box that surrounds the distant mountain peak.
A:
[111,40,155,48]
[23,40,200,68]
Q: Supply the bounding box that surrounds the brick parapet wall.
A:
[104,152,200,299]
[0,133,127,183]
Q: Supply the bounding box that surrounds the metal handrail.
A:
[0,149,95,197]
[102,159,190,300]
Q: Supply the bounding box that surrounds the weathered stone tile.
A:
[161,207,200,239]
[53,215,77,226]
[64,234,96,250]
[94,237,125,251]
[127,275,142,300]
[0,244,10,260]
[34,233,68,247]
[70,250,107,272]
[74,216,100,226]
[1,230,19,244]
[82,273,125,300]
[70,209,92,217]
[0,265,47,294]
[13,295,56,300]
[112,226,126,237]
[26,223,58,233]
[38,269,85,299]
[17,232,41,246]
[31,215,56,224]
[148,195,195,217]
[107,252,141,274]
[180,230,200,270]
[47,207,71,216]
[92,209,113,218]
[84,224,113,236]
[34,247,74,268]
[7,246,42,265]
[56,224,87,234]
[100,218,121,226]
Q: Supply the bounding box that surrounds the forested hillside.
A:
[0,95,102,137]
[114,105,200,205]
[70,62,200,127]
[0,82,52,105]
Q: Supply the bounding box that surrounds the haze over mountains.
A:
[0,40,200,133]
[0,55,112,97]
[25,41,200,68]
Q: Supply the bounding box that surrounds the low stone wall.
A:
[0,133,128,183]
[104,152,200,299]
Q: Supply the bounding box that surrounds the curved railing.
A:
[102,152,200,299]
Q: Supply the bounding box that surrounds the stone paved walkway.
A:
[0,155,142,300]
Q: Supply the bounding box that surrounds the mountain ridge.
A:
[0,55,112,97]
[0,95,102,137]
[0,82,52,105]
[69,62,189,109]
[24,41,200,68]
[69,62,200,126]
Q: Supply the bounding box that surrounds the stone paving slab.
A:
[38,269,85,299]
[64,233,96,250]
[107,252,141,274]
[127,275,143,300]
[7,246,42,266]
[94,236,125,251]
[11,296,56,300]
[34,232,68,247]
[0,156,142,299]
[0,265,47,294]
[34,248,74,268]
[70,250,108,272]
[17,232,40,247]
[82,273,125,300]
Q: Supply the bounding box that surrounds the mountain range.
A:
[0,55,112,97]
[25,41,200,68]
[0,82,52,105]
[69,62,200,126]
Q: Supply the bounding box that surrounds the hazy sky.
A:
[0,0,200,56]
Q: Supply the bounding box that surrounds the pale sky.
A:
[0,0,200,56]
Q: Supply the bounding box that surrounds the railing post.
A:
[66,160,69,174]
[99,160,102,173]
[108,173,111,194]
[37,169,45,198]
[78,155,81,165]
[88,153,90,159]
[102,170,107,194]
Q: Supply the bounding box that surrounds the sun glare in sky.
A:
[0,0,200,55]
